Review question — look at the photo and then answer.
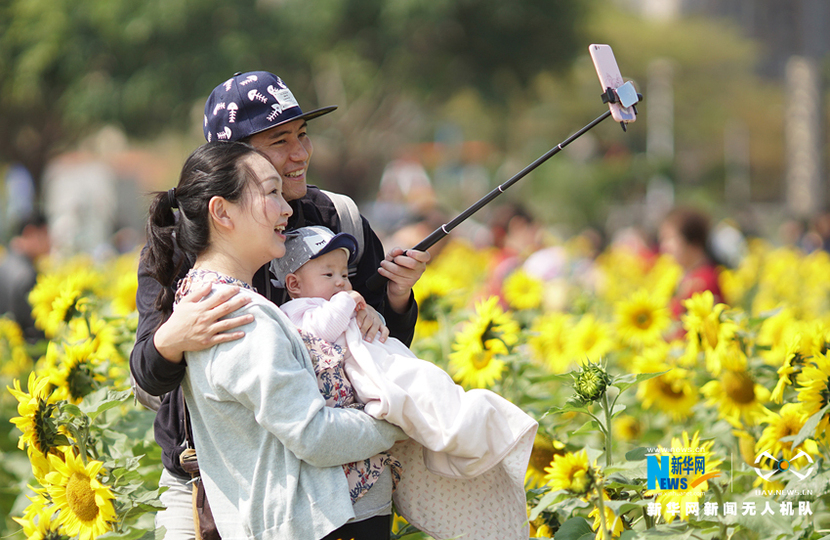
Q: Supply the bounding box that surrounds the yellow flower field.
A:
[1,238,829,540]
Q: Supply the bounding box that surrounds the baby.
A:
[273,226,537,540]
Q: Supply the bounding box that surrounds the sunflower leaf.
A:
[84,389,133,420]
[390,521,422,539]
[733,496,795,536]
[785,403,830,449]
[552,517,594,540]
[527,372,576,384]
[611,403,627,417]
[604,499,647,513]
[625,447,650,461]
[781,466,830,496]
[603,477,644,491]
[544,403,592,417]
[529,489,570,520]
[60,403,84,417]
[98,526,155,540]
[612,370,669,393]
[571,418,600,436]
[605,460,650,479]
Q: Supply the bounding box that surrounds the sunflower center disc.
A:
[66,472,99,521]
[472,350,492,370]
[635,312,651,329]
[722,371,756,404]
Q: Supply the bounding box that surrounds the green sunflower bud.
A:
[572,361,611,404]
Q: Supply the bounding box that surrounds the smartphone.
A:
[589,44,637,123]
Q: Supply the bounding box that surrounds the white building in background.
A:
[42,126,172,259]
[43,155,118,259]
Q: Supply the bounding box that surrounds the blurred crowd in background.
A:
[2,0,830,345]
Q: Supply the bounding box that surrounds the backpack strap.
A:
[320,190,365,276]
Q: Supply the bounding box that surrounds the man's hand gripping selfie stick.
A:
[366,44,641,293]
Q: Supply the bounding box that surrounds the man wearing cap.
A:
[129,71,429,539]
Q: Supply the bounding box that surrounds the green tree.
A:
[0,0,321,195]
[0,0,589,199]
[327,0,588,100]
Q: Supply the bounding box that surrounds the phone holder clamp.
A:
[600,81,642,131]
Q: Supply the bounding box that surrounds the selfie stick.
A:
[365,85,641,293]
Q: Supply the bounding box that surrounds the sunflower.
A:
[595,247,672,304]
[719,239,767,308]
[391,512,409,535]
[13,503,65,540]
[566,314,614,365]
[412,270,457,339]
[543,449,598,496]
[756,308,799,365]
[528,504,560,538]
[15,488,52,518]
[28,274,65,339]
[68,316,122,361]
[109,270,138,316]
[756,403,818,462]
[589,491,625,539]
[614,289,670,348]
[613,414,643,442]
[634,352,698,421]
[45,448,116,540]
[527,313,573,372]
[649,255,685,303]
[753,247,830,319]
[681,290,721,338]
[448,337,507,389]
[29,271,97,339]
[530,521,553,539]
[732,429,758,467]
[701,368,772,428]
[47,341,105,404]
[794,351,830,442]
[448,296,519,388]
[649,431,722,523]
[525,432,566,488]
[770,336,809,403]
[681,291,742,375]
[502,269,543,311]
[429,240,493,304]
[0,317,32,376]
[572,361,611,404]
[9,372,69,477]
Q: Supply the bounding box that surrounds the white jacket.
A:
[281,292,538,540]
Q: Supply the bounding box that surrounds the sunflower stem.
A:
[641,506,654,529]
[583,410,610,437]
[594,481,612,540]
[65,422,89,464]
[601,391,614,466]
[710,481,728,539]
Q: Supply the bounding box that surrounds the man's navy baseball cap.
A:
[203,71,337,142]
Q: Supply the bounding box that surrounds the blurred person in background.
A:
[383,207,453,262]
[777,217,809,250]
[368,152,436,239]
[806,212,830,253]
[659,206,723,319]
[484,202,544,303]
[0,212,50,343]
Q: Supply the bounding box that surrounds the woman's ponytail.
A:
[143,189,180,316]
